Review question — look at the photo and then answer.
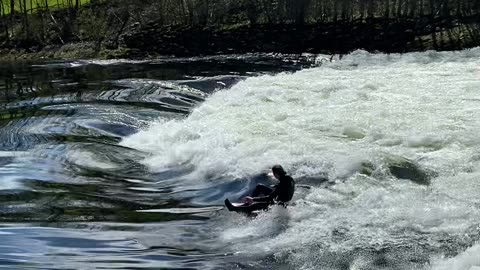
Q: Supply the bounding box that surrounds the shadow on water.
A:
[0,54,319,269]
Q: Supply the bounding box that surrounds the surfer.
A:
[225,165,295,213]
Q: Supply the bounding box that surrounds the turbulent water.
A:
[0,50,480,269]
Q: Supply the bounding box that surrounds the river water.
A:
[0,50,479,269]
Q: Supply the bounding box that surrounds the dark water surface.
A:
[0,54,318,269]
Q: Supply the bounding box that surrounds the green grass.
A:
[1,0,91,15]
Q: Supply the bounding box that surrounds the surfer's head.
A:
[272,165,286,180]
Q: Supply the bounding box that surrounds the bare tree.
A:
[1,0,10,41]
[197,0,210,25]
[384,0,391,18]
[418,0,425,16]
[244,0,260,25]
[294,0,310,24]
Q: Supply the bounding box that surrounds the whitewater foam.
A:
[122,49,480,180]
[122,48,480,269]
[432,243,480,270]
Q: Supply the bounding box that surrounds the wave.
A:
[121,49,480,269]
[121,49,480,181]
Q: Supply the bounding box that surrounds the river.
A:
[0,50,479,269]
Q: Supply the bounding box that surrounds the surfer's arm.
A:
[252,188,277,203]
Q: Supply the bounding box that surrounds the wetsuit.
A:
[225,175,295,213]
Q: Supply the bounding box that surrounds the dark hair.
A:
[272,165,286,177]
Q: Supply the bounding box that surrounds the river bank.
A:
[123,16,480,57]
[0,0,479,61]
[1,21,479,61]
[0,42,129,61]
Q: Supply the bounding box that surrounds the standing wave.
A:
[121,48,480,269]
[121,48,480,181]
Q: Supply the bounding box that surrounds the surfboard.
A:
[225,198,243,211]
[137,206,223,214]
[224,199,269,216]
[231,202,246,207]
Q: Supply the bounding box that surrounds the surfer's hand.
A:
[243,196,253,205]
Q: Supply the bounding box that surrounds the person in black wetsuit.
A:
[225,165,295,213]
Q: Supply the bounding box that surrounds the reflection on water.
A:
[0,223,228,269]
[0,54,316,269]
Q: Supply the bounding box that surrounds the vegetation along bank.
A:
[0,0,479,60]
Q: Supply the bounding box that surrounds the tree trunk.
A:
[404,0,411,17]
[385,0,391,18]
[278,0,287,23]
[185,0,194,24]
[261,0,273,24]
[396,0,403,17]
[442,0,450,17]
[22,0,29,35]
[295,0,309,24]
[340,0,347,21]
[359,0,366,19]
[333,0,339,21]
[367,0,374,18]
[245,0,259,25]
[429,0,435,16]
[456,0,462,16]
[0,0,9,41]
[391,0,397,17]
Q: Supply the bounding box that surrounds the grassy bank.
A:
[1,0,90,15]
